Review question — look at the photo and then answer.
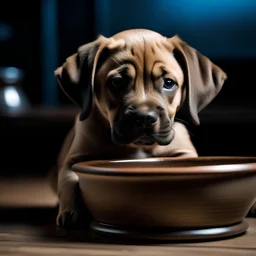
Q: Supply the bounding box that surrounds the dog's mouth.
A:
[112,127,174,147]
[133,136,155,146]
[112,107,174,147]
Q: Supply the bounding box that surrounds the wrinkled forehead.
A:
[112,33,171,62]
[105,35,183,84]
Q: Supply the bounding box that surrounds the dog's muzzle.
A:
[112,106,174,146]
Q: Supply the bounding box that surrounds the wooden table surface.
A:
[0,176,255,256]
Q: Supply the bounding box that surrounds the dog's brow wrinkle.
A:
[131,47,135,56]
[151,62,165,81]
[119,65,128,72]
[110,57,121,66]
[123,43,127,50]
[111,53,134,67]
[160,66,167,76]
[119,67,131,78]
[142,36,147,87]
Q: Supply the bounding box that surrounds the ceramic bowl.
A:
[73,156,256,241]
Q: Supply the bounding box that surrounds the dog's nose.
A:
[134,111,158,129]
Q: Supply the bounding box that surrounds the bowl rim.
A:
[72,156,256,176]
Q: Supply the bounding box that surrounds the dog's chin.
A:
[111,128,175,147]
[133,136,155,146]
[152,129,175,146]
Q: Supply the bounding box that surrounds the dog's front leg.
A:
[56,165,90,228]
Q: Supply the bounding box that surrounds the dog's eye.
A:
[110,77,124,90]
[163,78,177,91]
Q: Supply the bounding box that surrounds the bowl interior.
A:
[73,156,256,175]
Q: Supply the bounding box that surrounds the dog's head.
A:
[55,29,227,147]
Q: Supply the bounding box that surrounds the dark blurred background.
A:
[1,0,256,177]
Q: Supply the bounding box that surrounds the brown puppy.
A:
[53,29,227,227]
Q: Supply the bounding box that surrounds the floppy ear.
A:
[169,36,227,125]
[54,36,117,121]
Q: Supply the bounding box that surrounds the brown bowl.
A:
[73,156,256,241]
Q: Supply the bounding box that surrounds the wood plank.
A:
[0,241,255,256]
[0,219,255,247]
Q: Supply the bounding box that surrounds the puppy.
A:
[53,29,227,227]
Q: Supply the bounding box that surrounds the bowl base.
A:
[90,219,249,242]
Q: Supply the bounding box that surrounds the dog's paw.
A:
[57,208,86,229]
[57,181,92,229]
[57,209,78,228]
[57,206,92,229]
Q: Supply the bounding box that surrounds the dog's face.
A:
[94,31,184,146]
[55,29,227,147]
